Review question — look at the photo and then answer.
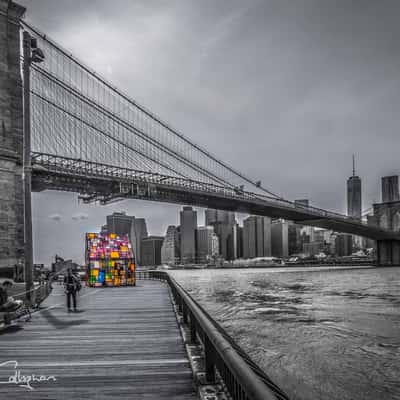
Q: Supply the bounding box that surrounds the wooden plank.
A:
[0,281,197,399]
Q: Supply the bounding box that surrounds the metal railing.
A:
[137,270,290,400]
[13,280,52,308]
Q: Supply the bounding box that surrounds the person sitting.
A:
[0,280,23,312]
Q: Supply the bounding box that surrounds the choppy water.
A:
[169,266,400,400]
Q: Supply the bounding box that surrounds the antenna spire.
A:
[352,154,355,176]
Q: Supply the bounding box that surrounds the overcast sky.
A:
[18,0,399,265]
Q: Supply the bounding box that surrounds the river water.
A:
[169,266,400,400]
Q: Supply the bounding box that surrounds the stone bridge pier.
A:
[0,0,26,276]
[373,199,400,266]
[377,240,400,266]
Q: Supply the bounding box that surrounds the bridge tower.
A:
[0,0,26,276]
[373,176,400,266]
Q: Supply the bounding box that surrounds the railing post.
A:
[177,298,182,313]
[182,304,188,324]
[204,335,215,383]
[190,313,197,343]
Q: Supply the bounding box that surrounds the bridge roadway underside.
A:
[32,167,400,242]
[0,281,196,400]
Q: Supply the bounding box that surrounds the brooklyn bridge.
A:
[1,2,399,400]
[1,1,399,285]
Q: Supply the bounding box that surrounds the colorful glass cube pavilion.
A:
[85,233,136,287]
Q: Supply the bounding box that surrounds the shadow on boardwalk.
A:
[0,281,196,400]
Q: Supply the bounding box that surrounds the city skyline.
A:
[23,0,400,265]
[33,172,399,266]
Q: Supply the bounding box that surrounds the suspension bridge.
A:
[0,2,399,399]
[0,2,399,282]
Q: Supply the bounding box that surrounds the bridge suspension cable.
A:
[22,20,284,200]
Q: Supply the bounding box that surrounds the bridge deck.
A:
[0,281,196,399]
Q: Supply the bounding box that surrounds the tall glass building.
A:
[347,156,362,220]
[180,206,197,264]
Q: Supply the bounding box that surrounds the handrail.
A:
[137,270,290,400]
[12,280,52,308]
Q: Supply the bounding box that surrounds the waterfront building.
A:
[271,219,289,258]
[347,156,362,220]
[51,256,79,275]
[105,212,148,265]
[256,216,271,257]
[288,223,302,254]
[130,218,148,266]
[106,212,134,237]
[212,233,219,261]
[292,199,315,253]
[180,206,197,264]
[161,225,180,265]
[236,225,243,259]
[243,216,256,258]
[382,176,399,203]
[303,241,325,256]
[205,208,237,260]
[243,216,271,258]
[196,226,219,263]
[141,236,164,266]
[335,233,353,256]
[205,209,235,225]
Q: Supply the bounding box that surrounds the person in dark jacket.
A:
[0,281,23,311]
[63,269,79,312]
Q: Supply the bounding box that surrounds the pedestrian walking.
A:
[63,269,79,312]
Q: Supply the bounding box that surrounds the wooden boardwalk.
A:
[0,281,197,399]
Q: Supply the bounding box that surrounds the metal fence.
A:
[137,270,290,400]
[13,281,52,308]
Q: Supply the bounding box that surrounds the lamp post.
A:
[22,31,44,304]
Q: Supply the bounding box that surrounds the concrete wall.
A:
[0,1,26,275]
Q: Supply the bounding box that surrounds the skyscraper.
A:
[130,218,148,265]
[271,219,289,258]
[196,226,219,263]
[242,216,271,258]
[161,225,180,265]
[293,199,314,251]
[382,176,399,203]
[205,208,237,260]
[288,223,302,254]
[243,216,257,258]
[105,212,148,265]
[205,209,235,225]
[180,206,197,264]
[236,225,243,259]
[256,216,271,257]
[141,236,164,266]
[106,212,134,237]
[347,155,362,219]
[335,234,353,256]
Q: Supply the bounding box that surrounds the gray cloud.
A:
[48,213,62,221]
[20,0,400,264]
[71,213,89,221]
